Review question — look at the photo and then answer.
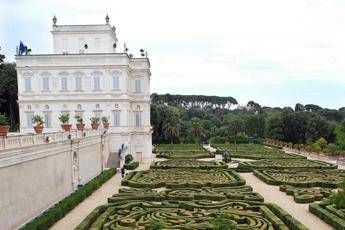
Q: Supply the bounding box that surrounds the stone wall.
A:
[0,134,109,230]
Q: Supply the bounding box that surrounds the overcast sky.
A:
[1,0,345,109]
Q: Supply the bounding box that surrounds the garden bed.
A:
[77,187,307,230]
[237,159,337,172]
[279,185,334,203]
[214,144,305,159]
[121,168,245,188]
[151,158,227,169]
[254,168,345,188]
[309,199,345,229]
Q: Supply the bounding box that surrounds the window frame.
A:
[135,79,142,93]
[24,77,32,92]
[75,76,82,91]
[42,77,50,91]
[93,76,101,90]
[61,77,68,91]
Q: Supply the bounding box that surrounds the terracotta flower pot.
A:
[0,125,10,137]
[102,122,109,129]
[34,125,44,134]
[91,123,99,130]
[76,124,85,131]
[61,124,72,132]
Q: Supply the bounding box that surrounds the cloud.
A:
[1,0,345,108]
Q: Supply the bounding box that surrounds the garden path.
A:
[240,172,333,230]
[50,162,151,230]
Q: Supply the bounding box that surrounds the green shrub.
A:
[330,179,345,209]
[125,154,134,164]
[211,212,237,230]
[124,161,139,170]
[21,168,116,230]
[147,220,166,230]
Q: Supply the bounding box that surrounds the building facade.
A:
[15,16,152,163]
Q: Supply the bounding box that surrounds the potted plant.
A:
[101,116,110,129]
[32,115,44,134]
[59,113,72,131]
[75,115,85,131]
[0,113,9,137]
[90,116,100,130]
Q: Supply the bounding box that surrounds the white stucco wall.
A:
[0,134,109,230]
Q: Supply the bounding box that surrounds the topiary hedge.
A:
[76,187,307,230]
[124,161,139,170]
[279,185,334,203]
[238,159,337,172]
[253,168,345,188]
[151,159,228,170]
[21,168,116,230]
[125,154,134,164]
[121,169,245,189]
[309,199,345,230]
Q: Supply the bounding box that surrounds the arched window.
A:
[95,104,100,109]
[27,105,32,110]
[114,103,119,109]
[136,105,141,110]
[77,104,82,110]
[45,105,50,110]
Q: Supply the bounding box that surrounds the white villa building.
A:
[15,16,152,163]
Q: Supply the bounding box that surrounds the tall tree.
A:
[190,117,204,142]
[335,121,345,150]
[0,47,18,130]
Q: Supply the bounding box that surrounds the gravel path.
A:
[50,163,151,230]
[240,172,333,230]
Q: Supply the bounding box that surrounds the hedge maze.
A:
[214,144,305,159]
[151,158,227,169]
[309,199,345,229]
[155,144,213,159]
[254,168,345,188]
[237,159,337,172]
[78,187,308,230]
[219,144,345,228]
[77,145,308,229]
[279,185,334,203]
[121,168,245,188]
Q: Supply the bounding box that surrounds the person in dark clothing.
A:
[121,167,125,178]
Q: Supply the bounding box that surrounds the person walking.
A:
[121,166,125,178]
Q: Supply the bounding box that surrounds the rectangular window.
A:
[27,113,33,128]
[94,76,100,90]
[134,112,141,127]
[61,77,67,91]
[43,77,49,91]
[113,111,121,126]
[24,78,31,92]
[75,76,82,90]
[44,113,51,128]
[112,76,119,90]
[135,79,141,93]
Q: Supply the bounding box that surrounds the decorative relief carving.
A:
[58,71,70,76]
[40,71,52,77]
[22,72,34,77]
[110,70,122,76]
[91,70,103,76]
[73,71,84,76]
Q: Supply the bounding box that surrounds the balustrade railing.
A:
[0,129,107,151]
